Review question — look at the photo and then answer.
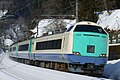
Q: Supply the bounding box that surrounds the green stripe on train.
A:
[29,38,33,54]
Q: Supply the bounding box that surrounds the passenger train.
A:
[9,21,109,74]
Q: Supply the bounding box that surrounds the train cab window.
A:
[18,44,29,51]
[74,25,107,34]
[66,25,74,32]
[36,39,62,50]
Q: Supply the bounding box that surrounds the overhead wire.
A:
[6,0,76,37]
[9,0,35,16]
[8,0,75,18]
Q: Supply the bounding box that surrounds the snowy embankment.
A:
[97,9,120,80]
[103,59,120,80]
[0,70,19,80]
[0,52,109,80]
[97,9,120,30]
[0,51,20,80]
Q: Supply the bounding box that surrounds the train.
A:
[9,21,109,74]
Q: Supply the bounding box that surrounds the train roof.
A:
[10,32,65,47]
[10,21,103,47]
[75,21,99,26]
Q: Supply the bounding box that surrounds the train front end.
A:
[70,22,108,73]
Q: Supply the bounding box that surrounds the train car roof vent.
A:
[88,22,91,24]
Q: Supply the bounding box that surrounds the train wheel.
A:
[60,63,68,71]
[68,64,84,73]
[54,63,58,70]
[24,59,30,64]
[45,62,50,68]
[49,62,53,69]
[30,60,35,65]
[54,63,68,71]
[34,60,38,66]
[40,62,45,68]
[51,62,55,69]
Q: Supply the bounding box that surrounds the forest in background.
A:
[0,0,120,47]
[0,0,119,28]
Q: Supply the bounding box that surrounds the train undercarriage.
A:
[10,57,104,75]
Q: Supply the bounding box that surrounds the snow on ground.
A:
[0,52,22,80]
[0,51,109,80]
[97,9,120,30]
[103,59,120,80]
[0,71,19,80]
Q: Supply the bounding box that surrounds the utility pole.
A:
[76,0,79,22]
[115,17,120,43]
[38,0,40,6]
[103,0,110,15]
[104,0,107,10]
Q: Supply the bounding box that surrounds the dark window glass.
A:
[13,47,16,51]
[74,25,107,34]
[36,39,62,50]
[10,48,12,52]
[18,44,29,51]
[87,45,95,53]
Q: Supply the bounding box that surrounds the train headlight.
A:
[73,52,81,56]
[99,54,106,57]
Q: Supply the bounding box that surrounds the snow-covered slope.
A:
[103,59,120,80]
[4,39,13,47]
[31,19,76,37]
[98,10,120,80]
[0,10,8,18]
[97,9,120,30]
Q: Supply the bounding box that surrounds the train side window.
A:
[13,47,16,51]
[55,39,62,49]
[18,44,29,51]
[49,41,53,49]
[36,39,62,50]
[47,41,51,49]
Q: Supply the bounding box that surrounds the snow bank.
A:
[0,51,21,80]
[0,71,19,80]
[31,19,76,37]
[103,59,120,80]
[97,9,120,30]
[0,53,109,80]
[4,39,13,46]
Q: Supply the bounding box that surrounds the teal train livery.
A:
[9,21,109,74]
